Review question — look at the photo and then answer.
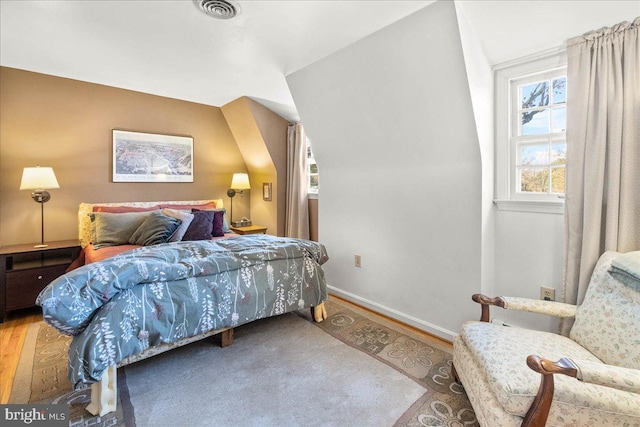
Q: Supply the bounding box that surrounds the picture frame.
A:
[112,130,194,182]
[262,182,272,201]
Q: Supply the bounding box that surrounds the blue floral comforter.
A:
[36,235,329,388]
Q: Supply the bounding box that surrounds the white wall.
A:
[493,211,564,331]
[287,1,482,341]
[454,1,495,299]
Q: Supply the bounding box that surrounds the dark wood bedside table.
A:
[0,239,80,322]
[230,225,268,235]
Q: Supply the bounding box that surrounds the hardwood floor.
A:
[330,294,453,349]
[0,296,452,404]
[0,307,42,403]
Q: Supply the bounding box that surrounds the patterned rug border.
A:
[10,321,136,426]
[323,298,454,353]
[306,300,453,389]
[306,298,477,426]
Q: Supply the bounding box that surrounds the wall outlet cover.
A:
[540,286,555,301]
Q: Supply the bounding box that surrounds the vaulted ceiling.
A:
[1,1,637,121]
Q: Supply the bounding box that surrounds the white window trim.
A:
[494,47,567,214]
[306,138,319,196]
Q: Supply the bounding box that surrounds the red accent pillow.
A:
[160,202,217,211]
[93,205,161,213]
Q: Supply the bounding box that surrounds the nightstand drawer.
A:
[5,264,67,310]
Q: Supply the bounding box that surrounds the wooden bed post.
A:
[86,365,117,417]
[220,328,234,347]
[312,303,327,322]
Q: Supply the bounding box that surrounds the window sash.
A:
[306,139,318,194]
[508,68,566,201]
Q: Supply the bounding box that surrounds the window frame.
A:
[510,70,567,200]
[494,49,567,214]
[306,138,318,196]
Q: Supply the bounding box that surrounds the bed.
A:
[36,199,329,416]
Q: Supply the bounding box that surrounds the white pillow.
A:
[162,209,195,242]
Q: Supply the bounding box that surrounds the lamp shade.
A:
[20,167,60,190]
[230,173,251,190]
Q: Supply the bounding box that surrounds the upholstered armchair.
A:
[452,251,640,427]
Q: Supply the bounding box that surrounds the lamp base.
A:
[33,244,49,248]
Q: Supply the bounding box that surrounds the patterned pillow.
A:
[129,212,182,246]
[182,210,214,241]
[93,205,161,213]
[162,209,195,242]
[161,202,217,211]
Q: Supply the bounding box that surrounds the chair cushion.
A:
[461,321,605,417]
[570,251,640,369]
[456,329,640,425]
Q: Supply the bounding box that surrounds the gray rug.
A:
[10,299,478,426]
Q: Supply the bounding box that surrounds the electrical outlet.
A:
[355,254,361,268]
[540,286,555,301]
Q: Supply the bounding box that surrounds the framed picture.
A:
[112,130,194,182]
[262,182,272,201]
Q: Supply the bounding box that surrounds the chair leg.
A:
[451,362,461,384]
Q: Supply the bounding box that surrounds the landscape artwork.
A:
[113,130,193,182]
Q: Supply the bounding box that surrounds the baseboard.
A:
[327,285,457,343]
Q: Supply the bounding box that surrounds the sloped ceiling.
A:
[1,1,638,121]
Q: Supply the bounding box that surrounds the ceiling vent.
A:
[195,0,240,20]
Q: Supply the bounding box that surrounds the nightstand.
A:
[0,239,80,322]
[230,225,268,235]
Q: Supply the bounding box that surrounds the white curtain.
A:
[562,17,640,334]
[285,123,310,239]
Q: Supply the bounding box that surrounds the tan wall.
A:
[0,67,248,246]
[309,198,318,242]
[221,97,288,236]
[247,99,288,237]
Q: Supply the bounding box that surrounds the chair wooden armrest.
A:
[472,293,506,322]
[521,356,640,426]
[471,294,578,322]
[522,356,578,427]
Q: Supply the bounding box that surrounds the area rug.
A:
[9,299,478,427]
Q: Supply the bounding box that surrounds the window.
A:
[307,139,318,194]
[511,72,566,197]
[494,50,567,214]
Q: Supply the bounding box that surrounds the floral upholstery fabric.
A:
[501,297,578,318]
[570,251,640,370]
[573,358,640,394]
[462,322,589,414]
[78,199,223,248]
[453,335,521,427]
[455,331,640,427]
[454,251,640,426]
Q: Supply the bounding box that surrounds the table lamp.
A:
[20,166,60,248]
